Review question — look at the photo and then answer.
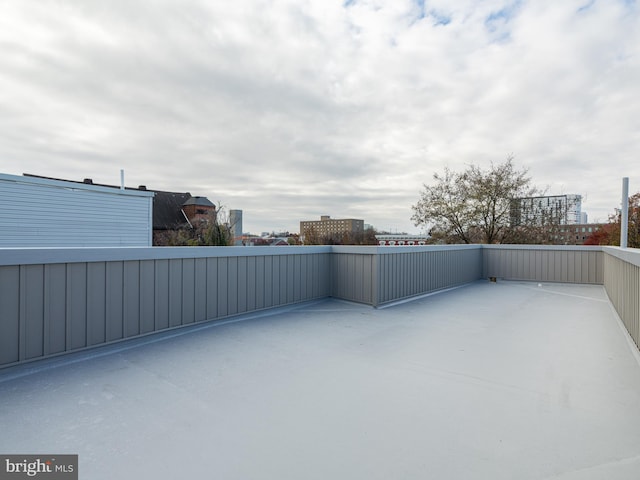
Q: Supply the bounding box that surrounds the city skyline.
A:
[1,1,638,234]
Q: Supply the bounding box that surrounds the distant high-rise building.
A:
[511,194,582,226]
[229,210,243,246]
[580,212,588,224]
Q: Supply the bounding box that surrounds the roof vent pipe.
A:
[621,177,629,248]
[120,169,125,190]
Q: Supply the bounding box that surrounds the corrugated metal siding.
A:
[331,253,376,305]
[482,246,603,284]
[0,176,152,246]
[376,248,482,305]
[5,245,636,370]
[331,247,483,306]
[604,250,640,349]
[0,251,331,369]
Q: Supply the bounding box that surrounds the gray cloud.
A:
[1,0,638,233]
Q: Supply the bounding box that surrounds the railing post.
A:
[621,177,629,248]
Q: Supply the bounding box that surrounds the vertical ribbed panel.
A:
[87,262,106,346]
[45,264,66,354]
[0,252,331,369]
[376,248,482,306]
[331,253,376,305]
[483,247,603,284]
[23,265,44,360]
[194,258,208,322]
[227,257,238,316]
[604,252,640,349]
[182,258,196,324]
[331,247,482,306]
[140,260,156,334]
[0,266,20,365]
[123,261,140,337]
[6,246,634,370]
[67,263,87,350]
[105,262,124,341]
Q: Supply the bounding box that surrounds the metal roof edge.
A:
[0,173,154,197]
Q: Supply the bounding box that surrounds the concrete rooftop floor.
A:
[2,281,640,479]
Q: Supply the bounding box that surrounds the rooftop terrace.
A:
[1,245,640,478]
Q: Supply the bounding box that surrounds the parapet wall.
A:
[331,245,482,306]
[603,247,640,349]
[482,244,604,284]
[0,247,332,369]
[1,244,638,369]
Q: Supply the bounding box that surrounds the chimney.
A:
[138,185,147,190]
[83,178,93,184]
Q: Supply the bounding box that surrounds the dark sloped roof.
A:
[23,173,148,192]
[182,196,215,207]
[153,191,192,230]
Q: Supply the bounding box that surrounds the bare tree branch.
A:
[412,156,542,244]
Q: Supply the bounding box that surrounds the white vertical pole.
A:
[120,169,125,190]
[621,177,629,248]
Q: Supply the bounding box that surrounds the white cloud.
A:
[0,0,638,232]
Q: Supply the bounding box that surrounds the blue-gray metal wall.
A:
[603,247,640,349]
[482,245,603,284]
[330,249,377,305]
[0,247,331,368]
[376,247,482,305]
[330,246,482,306]
[3,244,639,370]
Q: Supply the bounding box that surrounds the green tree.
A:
[411,156,538,244]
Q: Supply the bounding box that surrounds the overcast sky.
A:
[1,0,638,234]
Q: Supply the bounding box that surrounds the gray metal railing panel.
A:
[0,250,332,368]
[603,248,640,349]
[482,245,603,284]
[0,245,333,266]
[0,266,19,365]
[330,246,483,306]
[4,244,640,369]
[330,252,376,305]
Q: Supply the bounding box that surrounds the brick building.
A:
[300,215,364,241]
[557,223,605,245]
